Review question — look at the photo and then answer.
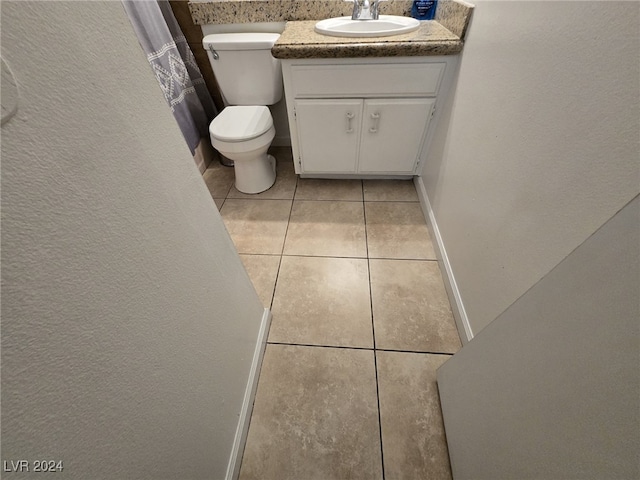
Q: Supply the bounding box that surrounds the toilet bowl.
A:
[203,32,283,194]
[209,105,276,194]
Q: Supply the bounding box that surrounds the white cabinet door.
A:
[295,99,362,174]
[358,98,435,174]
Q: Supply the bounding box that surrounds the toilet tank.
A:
[202,33,283,106]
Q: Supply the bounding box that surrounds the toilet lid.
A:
[209,106,273,142]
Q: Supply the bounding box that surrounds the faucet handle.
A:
[345,0,360,20]
[371,0,387,19]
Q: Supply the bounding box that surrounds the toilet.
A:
[203,33,283,194]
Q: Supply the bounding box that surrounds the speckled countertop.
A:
[189,0,473,59]
[272,20,462,58]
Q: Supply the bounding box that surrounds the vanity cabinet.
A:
[281,57,456,177]
[295,97,435,174]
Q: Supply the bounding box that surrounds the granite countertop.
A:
[189,0,473,59]
[271,20,462,59]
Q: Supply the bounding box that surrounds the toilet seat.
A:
[211,125,275,155]
[207,104,277,195]
[209,106,273,142]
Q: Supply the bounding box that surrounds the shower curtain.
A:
[123,0,216,157]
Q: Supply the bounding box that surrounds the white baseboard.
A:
[226,307,272,480]
[414,177,474,343]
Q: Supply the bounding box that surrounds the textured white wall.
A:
[1,2,264,478]
[438,195,640,479]
[422,1,640,335]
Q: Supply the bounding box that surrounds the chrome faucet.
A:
[346,0,387,20]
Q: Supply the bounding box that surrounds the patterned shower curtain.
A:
[122,0,216,155]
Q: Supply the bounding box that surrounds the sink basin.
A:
[314,15,420,38]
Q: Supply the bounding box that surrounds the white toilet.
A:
[203,33,283,194]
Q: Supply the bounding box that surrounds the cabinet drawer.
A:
[291,63,445,98]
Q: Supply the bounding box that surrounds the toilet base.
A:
[219,154,234,167]
[234,154,276,194]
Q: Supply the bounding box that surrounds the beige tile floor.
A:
[205,148,462,480]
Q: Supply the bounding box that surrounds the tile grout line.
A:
[293,198,367,202]
[282,253,440,262]
[269,173,299,311]
[363,191,387,480]
[267,341,373,351]
[265,341,457,356]
[238,252,440,263]
[364,200,421,203]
